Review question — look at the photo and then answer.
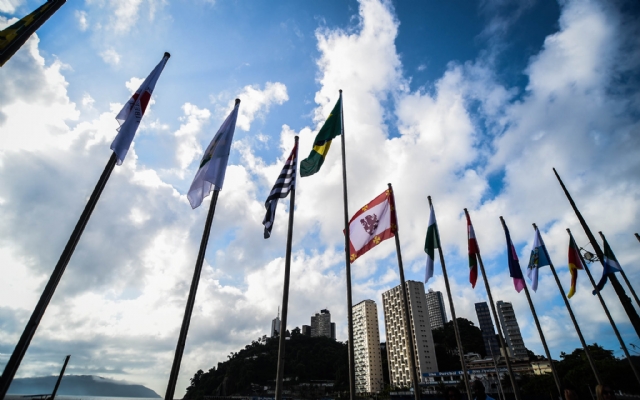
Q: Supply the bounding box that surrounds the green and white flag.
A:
[424,203,439,283]
[187,100,240,209]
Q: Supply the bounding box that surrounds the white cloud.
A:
[108,0,166,33]
[173,103,211,173]
[233,82,289,131]
[81,93,95,109]
[75,10,89,31]
[0,0,22,14]
[100,48,121,66]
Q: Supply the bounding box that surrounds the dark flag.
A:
[263,142,298,238]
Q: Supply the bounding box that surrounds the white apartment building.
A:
[382,280,438,388]
[352,300,384,394]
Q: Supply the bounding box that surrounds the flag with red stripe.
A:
[111,53,170,165]
[465,209,479,288]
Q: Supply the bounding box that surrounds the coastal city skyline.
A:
[1,0,639,396]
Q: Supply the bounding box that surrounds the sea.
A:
[6,396,161,400]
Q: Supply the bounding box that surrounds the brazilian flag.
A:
[300,97,342,177]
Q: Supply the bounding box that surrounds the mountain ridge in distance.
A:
[8,375,161,398]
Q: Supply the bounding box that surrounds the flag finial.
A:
[164,52,171,58]
[235,98,241,105]
[532,223,538,230]
[339,89,342,93]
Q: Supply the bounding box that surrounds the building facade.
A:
[352,300,384,394]
[475,302,501,358]
[271,315,280,338]
[496,301,528,359]
[382,280,438,388]
[425,289,447,330]
[311,309,336,339]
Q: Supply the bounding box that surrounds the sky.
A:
[1,0,640,396]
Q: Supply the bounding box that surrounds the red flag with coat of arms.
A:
[346,188,397,262]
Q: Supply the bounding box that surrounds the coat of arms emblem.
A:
[360,214,379,235]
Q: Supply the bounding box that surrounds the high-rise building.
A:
[496,301,528,359]
[382,280,438,388]
[475,302,501,358]
[271,311,280,338]
[302,325,311,336]
[311,309,335,339]
[425,289,447,330]
[353,300,384,394]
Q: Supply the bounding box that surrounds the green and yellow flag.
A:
[0,0,66,67]
[300,97,342,177]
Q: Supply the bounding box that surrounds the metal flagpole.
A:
[165,189,221,400]
[464,209,521,400]
[531,224,601,386]
[598,231,640,310]
[499,217,562,398]
[0,152,118,399]
[567,229,640,387]
[338,90,356,400]
[50,355,70,400]
[553,168,640,339]
[488,343,506,400]
[390,184,421,400]
[275,136,299,400]
[427,196,471,400]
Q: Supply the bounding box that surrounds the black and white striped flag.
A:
[263,142,298,238]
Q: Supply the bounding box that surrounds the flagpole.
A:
[428,196,471,400]
[532,223,602,386]
[464,209,521,400]
[499,217,561,398]
[165,188,220,400]
[274,136,299,400]
[0,152,117,399]
[567,229,640,387]
[390,184,421,400]
[338,90,356,400]
[598,231,640,309]
[553,168,640,338]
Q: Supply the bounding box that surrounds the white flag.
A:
[111,53,170,165]
[187,100,240,209]
[346,189,396,263]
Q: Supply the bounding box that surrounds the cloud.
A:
[81,93,95,109]
[232,82,289,132]
[75,10,89,31]
[0,0,22,14]
[173,103,211,173]
[100,48,121,66]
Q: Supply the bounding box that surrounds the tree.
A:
[432,318,485,370]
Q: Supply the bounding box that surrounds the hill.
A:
[184,332,349,398]
[8,375,160,398]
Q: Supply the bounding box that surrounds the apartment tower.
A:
[496,301,528,359]
[382,280,438,388]
[310,309,336,339]
[352,300,384,393]
[475,302,501,358]
[425,289,447,330]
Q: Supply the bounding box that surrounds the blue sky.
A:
[1,0,640,395]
